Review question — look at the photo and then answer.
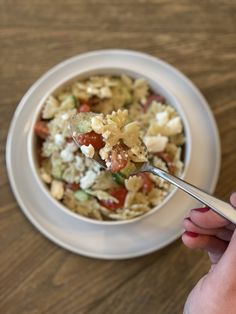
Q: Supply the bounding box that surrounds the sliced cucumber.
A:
[74,189,89,202]
[112,173,125,185]
[75,112,96,134]
[120,161,137,177]
[60,95,77,111]
[52,164,62,180]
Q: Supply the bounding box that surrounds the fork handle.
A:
[143,163,236,224]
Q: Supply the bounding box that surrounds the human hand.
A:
[182,192,236,314]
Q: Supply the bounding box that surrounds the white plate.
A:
[6,50,220,260]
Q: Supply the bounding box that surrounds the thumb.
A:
[230,192,236,207]
[216,192,236,273]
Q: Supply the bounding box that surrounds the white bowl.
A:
[27,66,192,226]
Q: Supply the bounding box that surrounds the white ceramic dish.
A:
[6,50,221,259]
[28,68,192,225]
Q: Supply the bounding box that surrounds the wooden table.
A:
[1,1,235,313]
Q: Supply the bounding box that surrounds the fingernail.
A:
[184,231,199,237]
[194,207,210,212]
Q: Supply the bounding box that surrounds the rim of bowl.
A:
[27,67,192,226]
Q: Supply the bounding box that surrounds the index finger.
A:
[190,207,231,229]
[188,193,236,229]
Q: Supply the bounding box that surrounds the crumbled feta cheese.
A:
[75,155,84,170]
[80,170,97,189]
[165,117,182,135]
[54,134,64,146]
[50,180,64,200]
[87,86,99,95]
[61,113,69,120]
[144,135,168,153]
[106,161,112,169]
[60,149,74,162]
[66,142,78,153]
[80,144,95,158]
[60,142,77,162]
[86,85,111,99]
[156,111,169,127]
[99,86,112,98]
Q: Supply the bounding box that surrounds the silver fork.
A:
[140,162,236,224]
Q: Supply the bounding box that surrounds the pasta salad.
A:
[34,75,185,220]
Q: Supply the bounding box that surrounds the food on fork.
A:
[72,110,147,174]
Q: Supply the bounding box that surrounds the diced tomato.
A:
[99,187,128,210]
[66,182,80,191]
[136,172,154,194]
[142,94,165,112]
[156,152,176,174]
[76,131,104,150]
[34,121,49,139]
[78,103,91,113]
[107,142,129,173]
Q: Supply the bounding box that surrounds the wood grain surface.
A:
[0,1,235,313]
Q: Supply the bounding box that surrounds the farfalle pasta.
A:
[34,75,185,221]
